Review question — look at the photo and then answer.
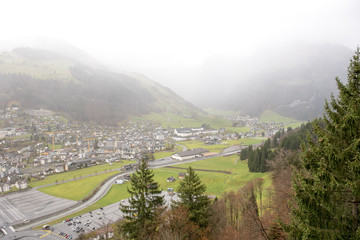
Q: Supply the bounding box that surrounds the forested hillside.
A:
[0,48,199,123]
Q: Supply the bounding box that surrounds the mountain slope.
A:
[147,43,353,120]
[0,47,200,123]
[203,44,353,119]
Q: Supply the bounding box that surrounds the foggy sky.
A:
[1,0,359,68]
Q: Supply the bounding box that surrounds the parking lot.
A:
[50,192,179,239]
[0,189,77,227]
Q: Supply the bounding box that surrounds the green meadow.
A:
[259,109,303,128]
[160,155,271,195]
[178,138,266,153]
[137,112,232,129]
[41,155,270,226]
[38,172,118,201]
[136,109,302,134]
[154,151,176,159]
[111,155,269,200]
[30,161,135,188]
[62,155,268,202]
[259,109,294,123]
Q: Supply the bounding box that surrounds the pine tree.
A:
[120,156,164,239]
[260,149,266,173]
[174,166,211,228]
[240,147,248,160]
[254,149,261,172]
[248,149,256,172]
[287,47,360,239]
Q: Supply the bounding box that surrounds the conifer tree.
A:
[120,156,164,239]
[287,47,360,239]
[240,147,248,160]
[248,149,256,171]
[174,166,211,228]
[260,149,266,173]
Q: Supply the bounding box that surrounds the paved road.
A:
[14,172,125,232]
[49,192,180,240]
[3,153,222,238]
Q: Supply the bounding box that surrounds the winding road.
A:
[14,154,220,232]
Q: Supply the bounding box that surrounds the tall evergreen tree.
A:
[287,47,360,239]
[174,166,211,228]
[120,156,164,239]
[260,149,266,173]
[240,147,248,160]
[248,149,256,172]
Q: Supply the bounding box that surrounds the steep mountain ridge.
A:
[146,43,353,120]
[0,47,200,123]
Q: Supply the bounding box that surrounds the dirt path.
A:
[164,166,231,174]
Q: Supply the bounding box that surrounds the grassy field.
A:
[137,109,302,134]
[41,181,132,227]
[259,109,304,129]
[38,172,118,201]
[259,109,294,123]
[178,137,266,153]
[154,151,176,159]
[0,52,76,81]
[41,155,270,226]
[136,112,232,129]
[29,161,135,188]
[226,126,252,133]
[160,155,271,195]
[87,155,270,201]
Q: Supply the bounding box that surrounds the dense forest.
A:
[0,69,154,122]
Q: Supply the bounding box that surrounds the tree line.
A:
[242,122,314,173]
[241,139,274,173]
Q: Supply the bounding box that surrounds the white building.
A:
[171,148,209,161]
[174,128,193,137]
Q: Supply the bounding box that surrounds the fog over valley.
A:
[0,0,359,121]
[0,0,360,119]
[1,1,360,239]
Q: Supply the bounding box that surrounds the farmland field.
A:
[83,155,269,204]
[38,171,118,201]
[259,109,294,123]
[154,151,176,159]
[158,155,270,195]
[42,155,270,226]
[178,137,266,153]
[29,160,135,188]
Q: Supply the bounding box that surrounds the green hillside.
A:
[0,48,200,123]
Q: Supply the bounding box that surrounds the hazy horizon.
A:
[0,0,359,119]
[1,0,359,69]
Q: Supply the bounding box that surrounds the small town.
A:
[1,1,359,238]
[0,107,292,194]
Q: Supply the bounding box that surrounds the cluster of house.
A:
[173,126,222,141]
[0,159,28,193]
[0,107,289,194]
[227,114,297,138]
